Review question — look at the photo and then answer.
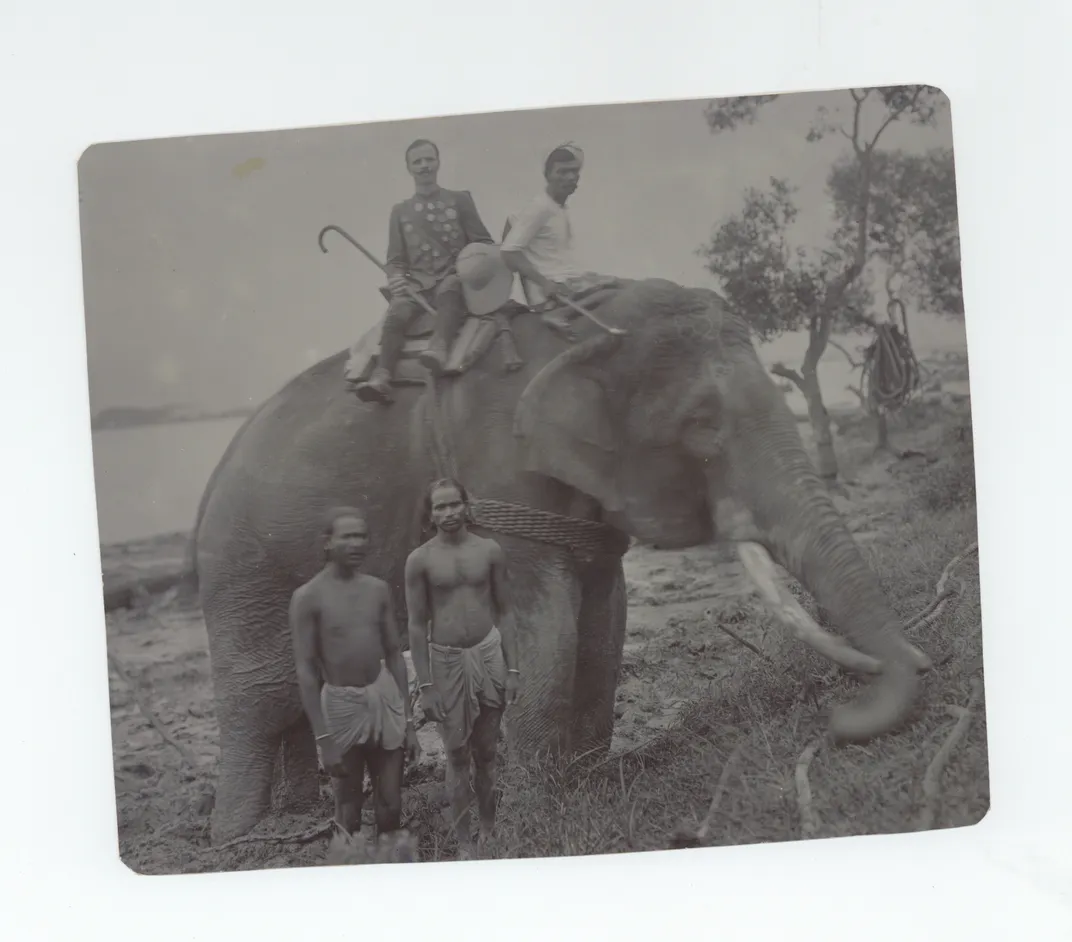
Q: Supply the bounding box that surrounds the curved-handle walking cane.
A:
[556,294,628,336]
[318,224,523,372]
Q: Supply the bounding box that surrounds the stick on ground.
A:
[669,742,743,849]
[717,622,771,661]
[209,820,337,853]
[906,541,978,634]
[795,738,823,838]
[108,651,200,772]
[917,676,982,831]
[696,742,743,840]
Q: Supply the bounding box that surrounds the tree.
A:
[833,145,962,318]
[830,145,962,451]
[699,86,949,483]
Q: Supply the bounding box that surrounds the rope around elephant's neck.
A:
[421,371,629,559]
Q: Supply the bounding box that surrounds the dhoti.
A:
[320,664,407,753]
[428,625,507,751]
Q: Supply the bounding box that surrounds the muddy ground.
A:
[103,354,981,874]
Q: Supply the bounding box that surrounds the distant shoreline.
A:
[91,406,255,433]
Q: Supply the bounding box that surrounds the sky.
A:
[77,90,957,413]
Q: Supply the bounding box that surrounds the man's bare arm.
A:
[404,549,433,688]
[289,585,327,738]
[500,247,559,296]
[379,582,411,722]
[488,541,519,673]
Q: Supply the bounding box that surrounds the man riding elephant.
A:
[501,142,626,337]
[354,138,496,404]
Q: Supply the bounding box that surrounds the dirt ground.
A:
[104,353,984,875]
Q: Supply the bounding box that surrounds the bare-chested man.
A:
[405,478,520,858]
[290,506,419,841]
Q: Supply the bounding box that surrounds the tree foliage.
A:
[700,176,873,343]
[699,85,953,349]
[831,147,962,316]
[698,86,953,480]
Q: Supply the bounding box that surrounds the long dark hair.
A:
[419,477,473,531]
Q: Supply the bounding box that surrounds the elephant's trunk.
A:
[718,398,922,743]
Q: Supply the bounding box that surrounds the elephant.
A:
[190,276,930,844]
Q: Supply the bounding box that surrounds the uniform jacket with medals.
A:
[383,188,495,293]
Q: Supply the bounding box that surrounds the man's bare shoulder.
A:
[293,570,321,597]
[357,573,391,596]
[405,541,431,568]
[471,533,506,558]
[291,571,325,615]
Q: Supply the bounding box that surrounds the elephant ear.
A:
[513,334,625,512]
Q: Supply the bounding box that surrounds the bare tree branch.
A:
[795,738,823,838]
[829,339,862,368]
[905,541,979,634]
[210,820,337,853]
[771,363,805,389]
[869,87,923,151]
[849,90,868,154]
[109,650,201,772]
[917,676,982,831]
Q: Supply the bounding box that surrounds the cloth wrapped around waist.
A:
[320,663,407,753]
[428,625,507,751]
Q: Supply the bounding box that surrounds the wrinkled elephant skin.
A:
[192,278,921,843]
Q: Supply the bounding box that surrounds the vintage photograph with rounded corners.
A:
[78,86,984,875]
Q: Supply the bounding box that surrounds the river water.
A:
[91,416,247,546]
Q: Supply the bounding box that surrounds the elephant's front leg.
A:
[271,714,322,813]
[570,555,628,756]
[503,549,583,763]
[210,698,281,845]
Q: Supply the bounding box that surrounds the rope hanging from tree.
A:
[860,297,921,414]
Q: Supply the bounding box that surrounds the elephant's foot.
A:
[209,730,278,846]
[570,724,614,764]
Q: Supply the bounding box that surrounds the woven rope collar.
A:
[421,354,629,560]
[469,498,630,559]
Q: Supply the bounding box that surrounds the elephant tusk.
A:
[738,541,884,675]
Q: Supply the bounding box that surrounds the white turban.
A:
[544,142,584,170]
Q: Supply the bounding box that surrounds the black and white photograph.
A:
[79,86,984,876]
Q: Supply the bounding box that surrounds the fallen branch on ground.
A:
[108,651,200,772]
[209,819,337,853]
[905,541,978,634]
[669,741,744,848]
[716,622,772,662]
[917,676,982,831]
[795,738,823,838]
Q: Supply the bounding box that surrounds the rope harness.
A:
[421,361,630,562]
[860,298,922,414]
